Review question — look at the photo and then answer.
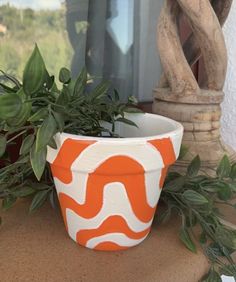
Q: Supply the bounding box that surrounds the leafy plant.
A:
[161,155,236,281]
[0,44,141,210]
[0,45,235,282]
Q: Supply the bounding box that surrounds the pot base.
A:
[69,232,150,251]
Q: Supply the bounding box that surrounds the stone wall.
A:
[222,0,236,150]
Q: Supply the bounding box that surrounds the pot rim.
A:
[58,113,183,143]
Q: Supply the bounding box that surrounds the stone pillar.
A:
[153,0,236,169]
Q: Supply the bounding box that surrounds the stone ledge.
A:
[154,88,224,105]
[0,199,209,282]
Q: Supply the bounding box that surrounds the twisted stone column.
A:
[153,0,236,169]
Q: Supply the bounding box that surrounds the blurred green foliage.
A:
[0,4,73,79]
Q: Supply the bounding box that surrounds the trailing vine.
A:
[0,45,235,282]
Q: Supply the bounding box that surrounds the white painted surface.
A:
[222,0,236,150]
[220,4,236,282]
[222,276,235,282]
[65,184,154,242]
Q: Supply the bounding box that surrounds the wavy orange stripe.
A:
[76,215,151,246]
[94,242,129,251]
[148,138,176,165]
[159,166,169,188]
[59,156,156,223]
[51,139,96,184]
[148,138,176,188]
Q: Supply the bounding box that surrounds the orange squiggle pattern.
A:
[51,138,96,184]
[76,215,151,247]
[94,242,129,251]
[148,138,176,188]
[51,137,176,250]
[59,156,155,223]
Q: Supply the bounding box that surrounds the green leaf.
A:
[29,190,49,212]
[0,93,22,119]
[36,114,57,151]
[190,175,208,184]
[13,186,35,198]
[29,182,51,191]
[28,108,48,122]
[186,213,197,228]
[52,111,64,132]
[45,73,55,90]
[0,70,21,89]
[159,208,172,224]
[2,195,17,210]
[217,155,231,179]
[49,189,58,209]
[187,155,200,177]
[7,88,32,127]
[0,82,16,93]
[217,182,232,201]
[23,44,47,95]
[90,81,110,100]
[17,155,30,164]
[48,137,57,149]
[30,144,47,181]
[0,134,7,158]
[207,243,225,258]
[116,117,138,128]
[178,144,189,160]
[179,227,197,253]
[128,95,138,105]
[202,269,222,282]
[56,85,70,105]
[165,171,181,182]
[163,176,185,192]
[230,163,236,180]
[59,67,71,84]
[183,190,208,206]
[200,184,217,193]
[216,227,236,250]
[220,264,236,277]
[114,89,120,101]
[67,79,76,96]
[73,67,87,96]
[124,107,143,113]
[199,232,207,245]
[20,134,35,155]
[51,82,59,95]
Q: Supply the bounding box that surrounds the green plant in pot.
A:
[0,45,235,281]
[0,44,184,251]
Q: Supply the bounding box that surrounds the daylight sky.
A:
[0,0,63,10]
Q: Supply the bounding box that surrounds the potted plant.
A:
[0,45,183,250]
[1,46,236,281]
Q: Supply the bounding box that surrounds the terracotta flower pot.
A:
[47,113,183,251]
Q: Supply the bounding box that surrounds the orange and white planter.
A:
[47,113,183,251]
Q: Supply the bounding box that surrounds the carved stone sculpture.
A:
[153,0,236,169]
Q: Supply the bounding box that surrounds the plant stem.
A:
[215,201,235,207]
[5,126,34,138]
[6,130,27,144]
